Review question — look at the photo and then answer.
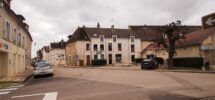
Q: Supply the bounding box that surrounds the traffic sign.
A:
[202,12,215,29]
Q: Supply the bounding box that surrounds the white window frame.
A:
[130,36,135,43]
[99,35,105,42]
[13,27,17,43]
[112,35,117,42]
[3,20,11,40]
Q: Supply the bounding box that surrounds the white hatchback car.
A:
[33,62,54,78]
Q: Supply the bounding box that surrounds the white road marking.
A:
[43,92,58,100]
[0,91,10,95]
[0,88,18,92]
[11,92,58,100]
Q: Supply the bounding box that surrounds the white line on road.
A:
[0,88,18,92]
[43,92,58,100]
[0,92,10,95]
[11,92,58,100]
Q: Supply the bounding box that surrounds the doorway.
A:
[115,54,122,63]
[0,52,8,78]
[86,55,91,65]
[109,54,112,64]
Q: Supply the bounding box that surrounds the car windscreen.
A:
[143,59,152,62]
[36,62,50,67]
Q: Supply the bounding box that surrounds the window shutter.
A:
[3,19,7,39]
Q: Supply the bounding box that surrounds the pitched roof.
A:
[50,40,66,49]
[67,27,138,43]
[176,27,215,48]
[67,27,90,44]
[84,27,138,38]
[2,0,33,41]
[144,43,166,52]
[129,25,202,41]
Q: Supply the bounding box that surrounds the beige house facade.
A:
[66,26,141,66]
[38,41,66,66]
[175,28,215,69]
[0,0,32,78]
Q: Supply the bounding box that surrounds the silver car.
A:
[33,62,54,78]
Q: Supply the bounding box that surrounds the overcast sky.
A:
[11,0,215,57]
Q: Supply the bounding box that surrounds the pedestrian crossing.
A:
[0,85,24,96]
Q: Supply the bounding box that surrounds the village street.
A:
[1,66,215,100]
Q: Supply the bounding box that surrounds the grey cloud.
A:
[10,0,215,57]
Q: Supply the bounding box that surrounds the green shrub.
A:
[135,58,143,63]
[91,60,107,66]
[173,57,203,68]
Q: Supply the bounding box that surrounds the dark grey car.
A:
[141,58,158,69]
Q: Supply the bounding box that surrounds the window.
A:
[131,55,135,62]
[118,43,122,51]
[22,36,25,48]
[113,35,117,42]
[13,28,17,43]
[18,33,21,47]
[100,44,104,51]
[94,54,98,60]
[131,44,135,52]
[94,44,98,51]
[99,35,104,42]
[108,43,112,51]
[86,44,90,51]
[101,54,104,59]
[3,20,10,40]
[130,36,135,43]
[116,54,122,63]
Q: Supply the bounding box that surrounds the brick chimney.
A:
[111,25,114,29]
[97,22,100,28]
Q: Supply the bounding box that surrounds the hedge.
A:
[91,60,107,66]
[172,57,203,68]
[155,57,164,65]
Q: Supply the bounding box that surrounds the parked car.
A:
[141,58,158,69]
[33,62,54,78]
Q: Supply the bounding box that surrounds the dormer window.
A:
[130,36,135,43]
[99,35,104,42]
[112,35,117,42]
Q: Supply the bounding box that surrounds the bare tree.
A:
[155,21,189,68]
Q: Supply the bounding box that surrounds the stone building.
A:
[0,0,32,78]
[66,24,141,66]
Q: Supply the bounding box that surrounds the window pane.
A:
[131,44,135,52]
[94,44,98,51]
[100,44,104,51]
[108,43,112,51]
[118,43,122,51]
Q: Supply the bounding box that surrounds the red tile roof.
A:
[176,27,215,48]
[129,25,202,41]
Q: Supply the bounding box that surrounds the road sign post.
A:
[202,13,215,29]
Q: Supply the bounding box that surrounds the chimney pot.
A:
[111,25,114,29]
[97,22,100,28]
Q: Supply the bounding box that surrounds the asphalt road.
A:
[0,66,215,100]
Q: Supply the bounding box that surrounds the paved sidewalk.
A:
[59,64,141,70]
[0,68,33,82]
[158,69,215,74]
[60,64,215,74]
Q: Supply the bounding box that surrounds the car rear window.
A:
[36,62,50,67]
